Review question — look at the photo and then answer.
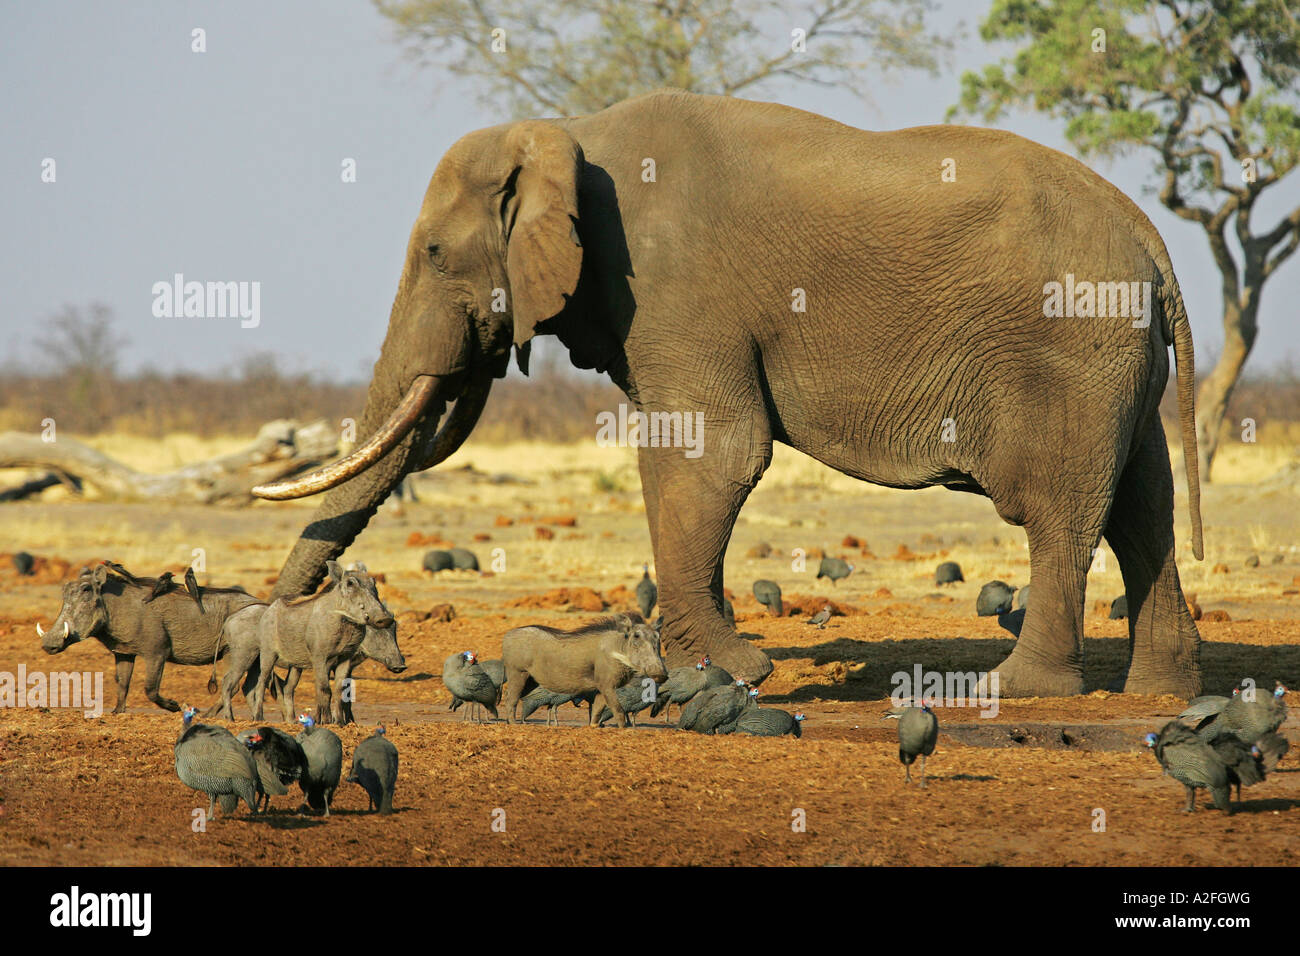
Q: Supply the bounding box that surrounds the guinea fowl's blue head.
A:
[182,705,197,726]
[795,712,806,722]
[298,713,315,729]
[747,686,759,699]
[1144,732,1158,748]
[1276,683,1288,698]
[244,732,263,749]
[1232,687,1242,697]
[696,656,709,670]
[375,724,387,736]
[1251,744,1262,758]
[462,650,477,665]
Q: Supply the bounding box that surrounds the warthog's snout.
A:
[36,619,72,653]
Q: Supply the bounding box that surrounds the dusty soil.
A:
[0,442,1298,866]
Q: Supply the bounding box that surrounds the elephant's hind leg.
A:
[1104,418,1201,696]
[638,414,774,684]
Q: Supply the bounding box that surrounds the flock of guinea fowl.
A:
[168,552,1287,820]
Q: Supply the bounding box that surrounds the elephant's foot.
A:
[666,631,773,684]
[985,648,1083,698]
[1122,656,1201,697]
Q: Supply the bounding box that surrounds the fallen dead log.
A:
[0,419,338,505]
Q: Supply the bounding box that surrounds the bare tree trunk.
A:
[1195,297,1259,483]
[0,420,338,505]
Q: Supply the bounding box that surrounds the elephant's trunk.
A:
[267,368,493,599]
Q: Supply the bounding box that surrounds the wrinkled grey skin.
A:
[41,565,263,713]
[249,561,394,724]
[267,90,1204,697]
[502,614,667,728]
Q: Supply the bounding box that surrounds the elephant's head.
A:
[256,122,585,597]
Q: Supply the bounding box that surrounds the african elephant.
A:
[256,90,1204,697]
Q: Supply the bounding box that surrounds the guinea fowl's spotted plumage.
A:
[736,708,804,737]
[443,651,500,722]
[636,565,658,619]
[752,580,783,617]
[174,706,260,818]
[975,581,1016,617]
[296,714,343,816]
[678,680,757,735]
[1179,684,1288,744]
[816,557,854,585]
[349,725,399,815]
[1146,721,1234,812]
[595,678,659,726]
[933,562,963,586]
[649,657,734,723]
[1109,595,1129,620]
[518,686,594,724]
[236,726,306,811]
[887,704,939,787]
[1208,730,1288,801]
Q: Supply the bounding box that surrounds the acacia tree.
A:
[373,0,949,117]
[952,0,1300,481]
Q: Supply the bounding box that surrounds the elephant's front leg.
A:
[638,417,774,683]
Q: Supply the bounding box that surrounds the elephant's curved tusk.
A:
[252,375,440,500]
[412,369,493,471]
[36,622,45,638]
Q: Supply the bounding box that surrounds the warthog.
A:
[248,561,394,724]
[39,564,263,713]
[502,614,668,728]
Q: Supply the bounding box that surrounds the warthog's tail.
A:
[208,631,224,695]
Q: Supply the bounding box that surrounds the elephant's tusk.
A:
[252,375,440,500]
[36,622,45,638]
[412,368,493,471]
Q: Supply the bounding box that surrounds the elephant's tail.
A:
[1160,267,1204,561]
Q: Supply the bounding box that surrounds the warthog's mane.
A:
[537,614,645,638]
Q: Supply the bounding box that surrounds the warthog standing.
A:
[502,614,668,728]
[248,561,394,724]
[39,564,263,713]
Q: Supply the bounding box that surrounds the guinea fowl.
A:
[451,658,505,716]
[1179,683,1288,745]
[886,703,939,787]
[174,705,261,818]
[449,548,479,571]
[349,724,399,815]
[736,708,804,737]
[933,562,964,586]
[816,557,854,585]
[518,686,595,725]
[296,714,343,816]
[236,726,306,811]
[443,651,500,722]
[422,550,455,573]
[975,581,1024,638]
[595,678,658,727]
[1145,720,1288,813]
[807,605,833,629]
[752,580,783,617]
[678,680,758,735]
[636,565,658,619]
[13,551,35,576]
[1109,595,1129,619]
[649,656,735,724]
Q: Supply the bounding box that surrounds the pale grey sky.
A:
[2,0,1297,382]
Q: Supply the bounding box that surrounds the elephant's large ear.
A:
[500,122,583,349]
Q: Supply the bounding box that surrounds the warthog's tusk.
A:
[610,651,633,668]
[333,610,367,625]
[36,622,45,637]
[63,620,70,638]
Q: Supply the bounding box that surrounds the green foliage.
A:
[374,0,950,117]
